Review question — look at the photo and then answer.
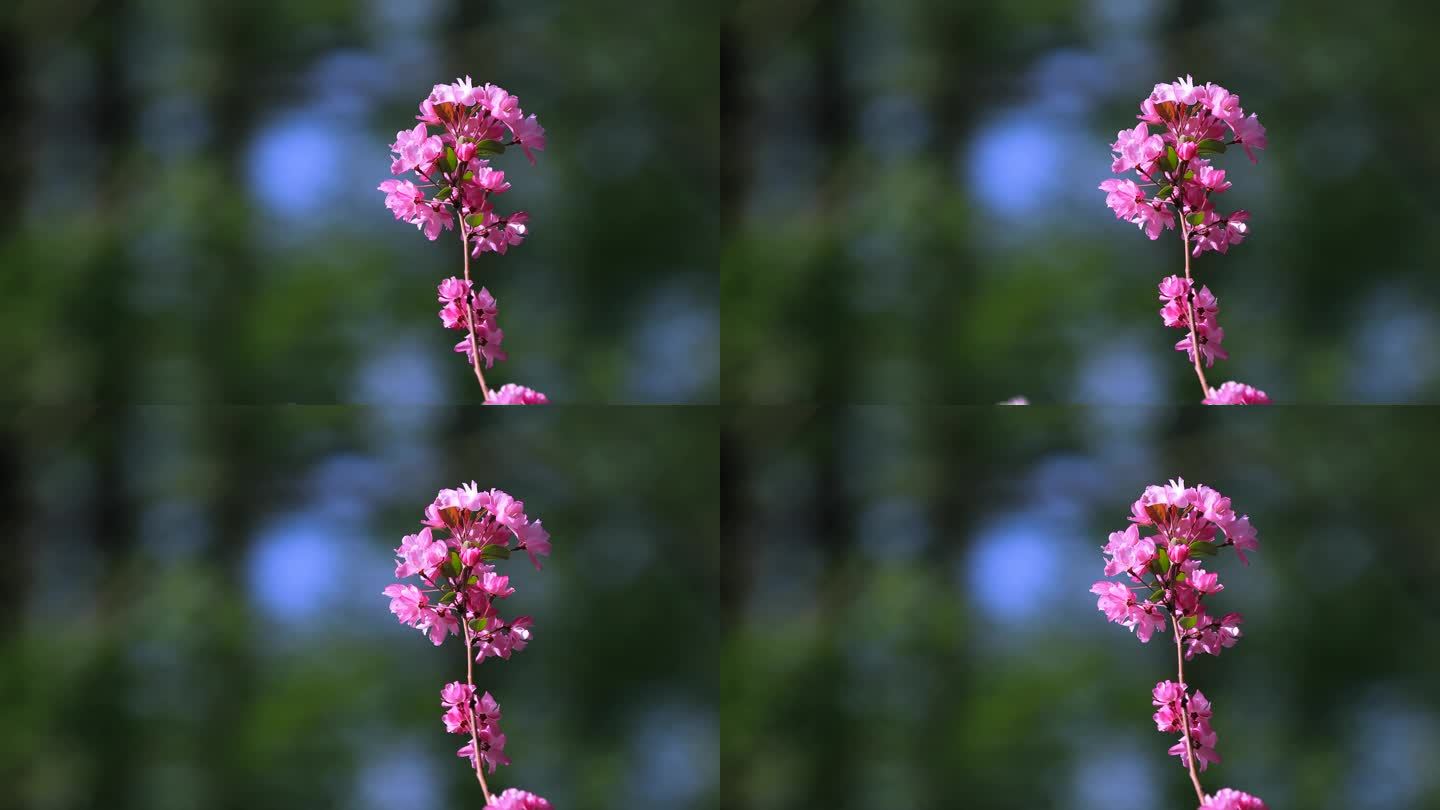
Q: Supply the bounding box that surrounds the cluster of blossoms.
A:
[382,483,552,807]
[1090,478,1266,809]
[1099,77,1269,405]
[379,77,548,403]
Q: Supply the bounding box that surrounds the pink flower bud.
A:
[460,545,483,567]
[1176,140,1198,160]
[456,140,477,162]
[1167,540,1189,564]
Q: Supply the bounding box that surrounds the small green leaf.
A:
[1155,546,1171,573]
[461,171,474,181]
[444,146,459,172]
[1188,541,1218,557]
[1186,211,1206,227]
[1180,615,1199,629]
[465,213,485,228]
[1157,184,1174,200]
[481,545,512,561]
[445,550,462,577]
[469,617,489,632]
[1183,170,1195,180]
[436,185,452,201]
[1148,588,1165,602]
[1174,571,1188,582]
[1161,145,1179,173]
[465,575,479,586]
[473,140,506,157]
[1196,138,1227,155]
[440,590,457,605]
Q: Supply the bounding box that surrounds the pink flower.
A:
[1200,789,1268,810]
[457,725,510,773]
[438,277,472,303]
[395,527,449,579]
[473,691,502,730]
[1158,275,1192,301]
[413,204,454,241]
[1203,381,1270,405]
[473,165,510,194]
[1099,178,1145,220]
[479,571,515,599]
[1230,114,1267,163]
[1102,524,1156,577]
[485,384,550,405]
[486,789,553,810]
[1111,123,1166,174]
[421,606,460,646]
[1189,568,1223,595]
[509,115,546,165]
[379,179,423,221]
[1175,321,1228,367]
[441,681,476,707]
[1195,165,1231,193]
[383,584,428,626]
[517,520,551,570]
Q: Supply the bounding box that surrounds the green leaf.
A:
[1180,615,1199,629]
[445,550,462,577]
[481,545,511,561]
[1183,170,1195,180]
[1148,588,1165,602]
[473,139,506,157]
[1160,145,1179,173]
[440,590,457,604]
[1155,546,1171,573]
[1188,541,1218,557]
[465,213,485,228]
[436,185,452,201]
[1196,138,1227,155]
[444,146,459,172]
[469,617,489,632]
[1186,211,1206,227]
[465,575,479,586]
[1157,184,1174,200]
[461,171,474,181]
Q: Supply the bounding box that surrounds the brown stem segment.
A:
[463,620,496,803]
[1171,612,1206,804]
[1180,224,1211,397]
[460,227,491,398]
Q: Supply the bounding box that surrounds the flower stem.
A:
[460,227,491,398]
[1180,224,1210,397]
[1171,612,1206,804]
[463,621,495,804]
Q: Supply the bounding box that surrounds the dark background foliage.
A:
[0,0,717,405]
[722,406,1440,808]
[0,405,718,810]
[722,0,1440,403]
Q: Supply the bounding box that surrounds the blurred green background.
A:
[0,0,716,404]
[722,0,1440,403]
[0,406,718,810]
[723,406,1440,808]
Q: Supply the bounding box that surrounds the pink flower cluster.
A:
[1099,76,1269,405]
[1090,478,1266,808]
[1202,381,1270,405]
[1099,76,1264,249]
[382,483,552,804]
[1200,789,1268,810]
[444,684,509,773]
[1153,680,1219,772]
[380,77,544,246]
[379,76,548,403]
[439,277,506,370]
[1091,479,1256,655]
[486,790,553,810]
